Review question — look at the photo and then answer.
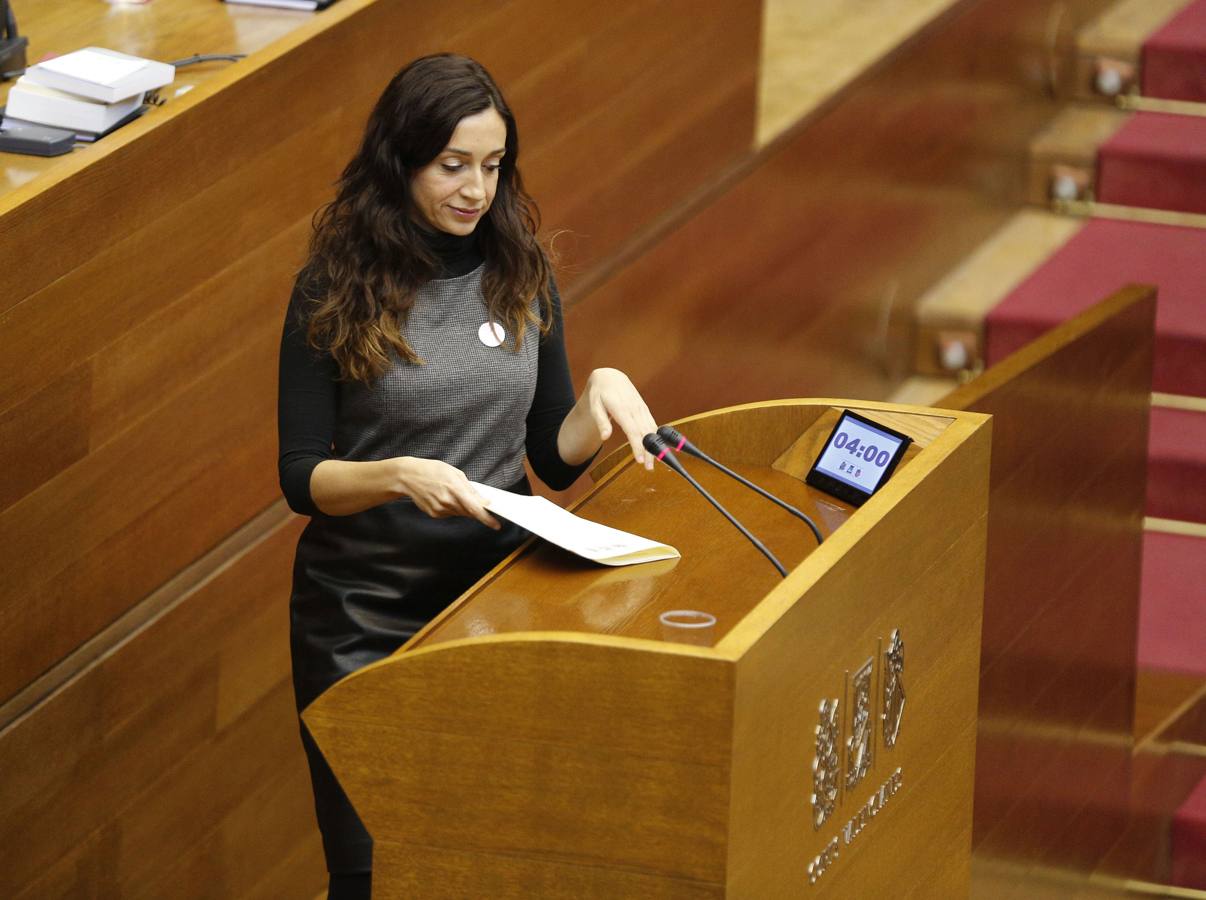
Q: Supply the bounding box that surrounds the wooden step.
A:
[1028,105,1130,205]
[1148,404,1206,525]
[758,0,961,144]
[913,210,1082,376]
[984,216,1206,397]
[1097,111,1206,215]
[1135,666,1206,745]
[1138,525,1206,684]
[1132,672,1206,890]
[1028,102,1206,208]
[1074,0,1189,100]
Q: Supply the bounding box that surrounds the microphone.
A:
[643,433,787,578]
[657,425,824,546]
[0,1,28,81]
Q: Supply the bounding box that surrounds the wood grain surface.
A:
[0,0,1148,894]
[563,0,1119,432]
[0,0,752,694]
[414,402,956,651]
[0,508,319,899]
[305,400,992,898]
[0,0,760,707]
[0,1,760,896]
[941,285,1156,889]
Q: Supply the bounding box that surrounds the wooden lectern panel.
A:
[305,400,991,898]
[940,285,1155,889]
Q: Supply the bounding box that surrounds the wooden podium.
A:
[303,400,992,898]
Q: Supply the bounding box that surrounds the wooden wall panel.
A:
[564,0,1117,426]
[0,511,317,900]
[940,286,1155,886]
[0,367,91,510]
[0,331,280,700]
[1,1,761,893]
[89,220,312,449]
[0,0,760,710]
[0,109,340,419]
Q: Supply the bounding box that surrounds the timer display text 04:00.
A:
[831,432,893,468]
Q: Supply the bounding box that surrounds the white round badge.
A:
[478,321,506,348]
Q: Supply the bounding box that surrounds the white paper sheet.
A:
[472,482,679,566]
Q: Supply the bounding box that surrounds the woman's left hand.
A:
[559,367,659,470]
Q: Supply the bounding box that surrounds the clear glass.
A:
[659,609,717,647]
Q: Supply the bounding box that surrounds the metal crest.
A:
[845,658,874,791]
[810,698,840,830]
[881,629,906,748]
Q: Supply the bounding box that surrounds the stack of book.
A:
[2,47,174,142]
[222,0,337,9]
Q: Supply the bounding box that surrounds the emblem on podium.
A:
[810,698,840,829]
[882,629,906,748]
[808,630,908,834]
[845,658,874,790]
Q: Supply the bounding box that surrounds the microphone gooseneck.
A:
[656,425,824,546]
[643,434,787,578]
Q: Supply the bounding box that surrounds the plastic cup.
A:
[659,610,717,647]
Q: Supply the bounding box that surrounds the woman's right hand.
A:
[397,457,501,530]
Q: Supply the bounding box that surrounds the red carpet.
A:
[1143,0,1206,103]
[984,218,1206,397]
[1148,407,1206,525]
[1172,771,1206,888]
[1138,531,1206,676]
[1097,113,1206,215]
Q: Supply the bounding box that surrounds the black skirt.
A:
[290,477,531,873]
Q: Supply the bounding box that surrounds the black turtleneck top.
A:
[422,226,483,278]
[277,231,588,515]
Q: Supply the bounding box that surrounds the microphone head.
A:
[644,432,686,473]
[642,432,668,455]
[657,424,684,447]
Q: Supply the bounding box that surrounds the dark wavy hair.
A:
[300,54,553,383]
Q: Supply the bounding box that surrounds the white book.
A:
[223,0,335,9]
[472,482,680,567]
[25,48,174,104]
[6,78,144,134]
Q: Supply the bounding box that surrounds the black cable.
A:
[645,436,788,578]
[674,463,788,578]
[695,453,824,545]
[170,53,246,68]
[658,425,825,545]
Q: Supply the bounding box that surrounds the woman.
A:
[277,54,657,898]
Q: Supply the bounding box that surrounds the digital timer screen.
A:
[805,411,912,506]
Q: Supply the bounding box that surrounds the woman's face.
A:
[410,106,507,236]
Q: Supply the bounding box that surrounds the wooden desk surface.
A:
[1,0,315,193]
[414,401,948,651]
[412,462,854,650]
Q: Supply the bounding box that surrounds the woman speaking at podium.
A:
[277,54,657,899]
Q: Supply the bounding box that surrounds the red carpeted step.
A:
[1172,772,1206,889]
[1143,0,1206,103]
[1138,530,1206,676]
[1148,406,1206,525]
[1097,112,1206,216]
[984,218,1206,397]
